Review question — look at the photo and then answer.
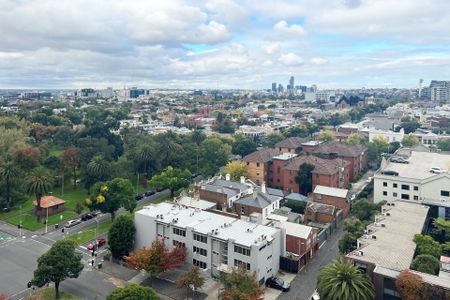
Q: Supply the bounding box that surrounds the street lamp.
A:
[45,206,49,234]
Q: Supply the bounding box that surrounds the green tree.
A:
[137,145,155,176]
[295,163,315,195]
[317,257,374,300]
[398,117,420,134]
[224,161,248,181]
[86,178,134,221]
[25,167,53,223]
[401,134,419,147]
[176,266,205,300]
[220,267,263,300]
[410,254,440,275]
[432,217,450,243]
[191,130,206,146]
[199,138,231,177]
[351,199,381,222]
[262,133,284,147]
[106,284,158,300]
[413,234,442,259]
[345,133,364,145]
[149,166,191,197]
[436,138,450,151]
[108,215,136,259]
[31,240,84,299]
[343,219,365,237]
[284,199,307,214]
[87,155,110,182]
[285,126,309,138]
[74,201,83,215]
[232,135,257,157]
[318,130,336,142]
[368,136,389,165]
[339,232,358,254]
[0,161,19,210]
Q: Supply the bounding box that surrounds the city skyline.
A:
[1,0,450,89]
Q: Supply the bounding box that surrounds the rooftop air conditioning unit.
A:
[356,250,364,257]
[372,235,377,240]
[381,223,386,227]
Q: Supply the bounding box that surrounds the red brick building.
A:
[304,202,341,224]
[242,148,281,185]
[33,195,66,217]
[312,185,350,217]
[278,221,318,267]
[275,137,306,154]
[312,141,368,182]
[271,154,351,194]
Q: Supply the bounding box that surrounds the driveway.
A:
[349,170,375,199]
[277,226,343,300]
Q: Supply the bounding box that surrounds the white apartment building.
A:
[135,203,281,284]
[367,128,404,143]
[374,150,450,219]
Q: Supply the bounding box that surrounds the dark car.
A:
[135,193,144,201]
[266,277,290,292]
[381,170,399,176]
[81,213,94,221]
[144,190,155,197]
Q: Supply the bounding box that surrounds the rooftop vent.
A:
[372,235,377,240]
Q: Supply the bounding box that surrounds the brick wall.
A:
[314,194,350,217]
[199,189,228,207]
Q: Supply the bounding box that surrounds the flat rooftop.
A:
[347,201,429,271]
[313,185,348,198]
[378,151,450,180]
[136,202,279,248]
[273,153,297,160]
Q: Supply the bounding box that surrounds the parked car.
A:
[135,193,144,201]
[366,176,373,183]
[81,213,94,221]
[430,167,445,174]
[266,277,290,292]
[391,156,409,164]
[87,238,107,250]
[350,193,356,201]
[65,219,82,228]
[311,290,320,300]
[144,190,155,197]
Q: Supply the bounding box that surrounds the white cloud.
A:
[268,20,306,40]
[278,53,303,66]
[205,0,249,29]
[263,43,281,54]
[311,57,329,65]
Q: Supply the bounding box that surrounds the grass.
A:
[0,197,35,221]
[53,187,88,210]
[26,288,80,300]
[49,148,64,158]
[9,211,78,231]
[64,219,113,245]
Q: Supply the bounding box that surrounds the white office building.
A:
[374,150,450,219]
[135,203,281,284]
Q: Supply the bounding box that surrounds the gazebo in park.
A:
[33,195,66,217]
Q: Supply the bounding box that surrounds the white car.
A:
[65,219,82,228]
[366,176,373,183]
[311,290,320,300]
[430,167,444,174]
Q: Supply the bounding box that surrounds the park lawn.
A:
[9,211,78,231]
[27,288,80,300]
[64,219,114,245]
[0,198,35,221]
[53,187,88,210]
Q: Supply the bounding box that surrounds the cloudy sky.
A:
[1,0,450,89]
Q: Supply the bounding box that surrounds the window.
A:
[413,186,419,191]
[256,163,260,167]
[193,246,207,256]
[234,259,250,270]
[173,227,186,237]
[393,183,398,188]
[401,194,410,200]
[267,255,272,259]
[383,191,387,196]
[401,184,410,190]
[413,195,419,200]
[256,172,260,176]
[193,259,207,269]
[393,192,398,197]
[234,245,250,256]
[383,182,387,187]
[289,179,293,184]
[441,190,450,197]
[246,162,249,166]
[241,207,245,214]
[277,166,281,174]
[193,233,207,243]
[173,240,185,247]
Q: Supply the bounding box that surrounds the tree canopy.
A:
[149,166,191,197]
[106,284,158,300]
[410,254,440,275]
[220,267,263,300]
[224,161,248,181]
[295,163,315,195]
[108,215,136,259]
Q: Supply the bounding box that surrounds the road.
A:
[1,189,170,300]
[277,226,343,300]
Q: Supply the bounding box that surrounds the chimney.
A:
[225,173,231,181]
[240,176,245,184]
[261,182,266,194]
[252,189,258,200]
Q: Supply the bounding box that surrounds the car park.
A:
[266,277,290,292]
[65,219,82,228]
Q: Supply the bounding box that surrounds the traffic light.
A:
[27,281,31,288]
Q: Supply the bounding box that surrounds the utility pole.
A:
[45,206,49,234]
[19,205,22,237]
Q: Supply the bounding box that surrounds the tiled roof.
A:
[242,148,281,163]
[33,195,65,208]
[307,202,336,215]
[313,141,367,157]
[284,155,350,175]
[235,192,281,209]
[275,137,306,149]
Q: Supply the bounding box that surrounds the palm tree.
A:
[317,257,374,300]
[25,167,52,223]
[0,161,19,210]
[137,145,154,176]
[87,156,109,181]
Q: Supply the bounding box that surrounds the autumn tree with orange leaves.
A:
[125,240,186,284]
[395,270,423,300]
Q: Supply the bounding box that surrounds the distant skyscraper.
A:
[289,76,294,94]
[430,80,450,102]
[272,82,277,93]
[278,84,284,93]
